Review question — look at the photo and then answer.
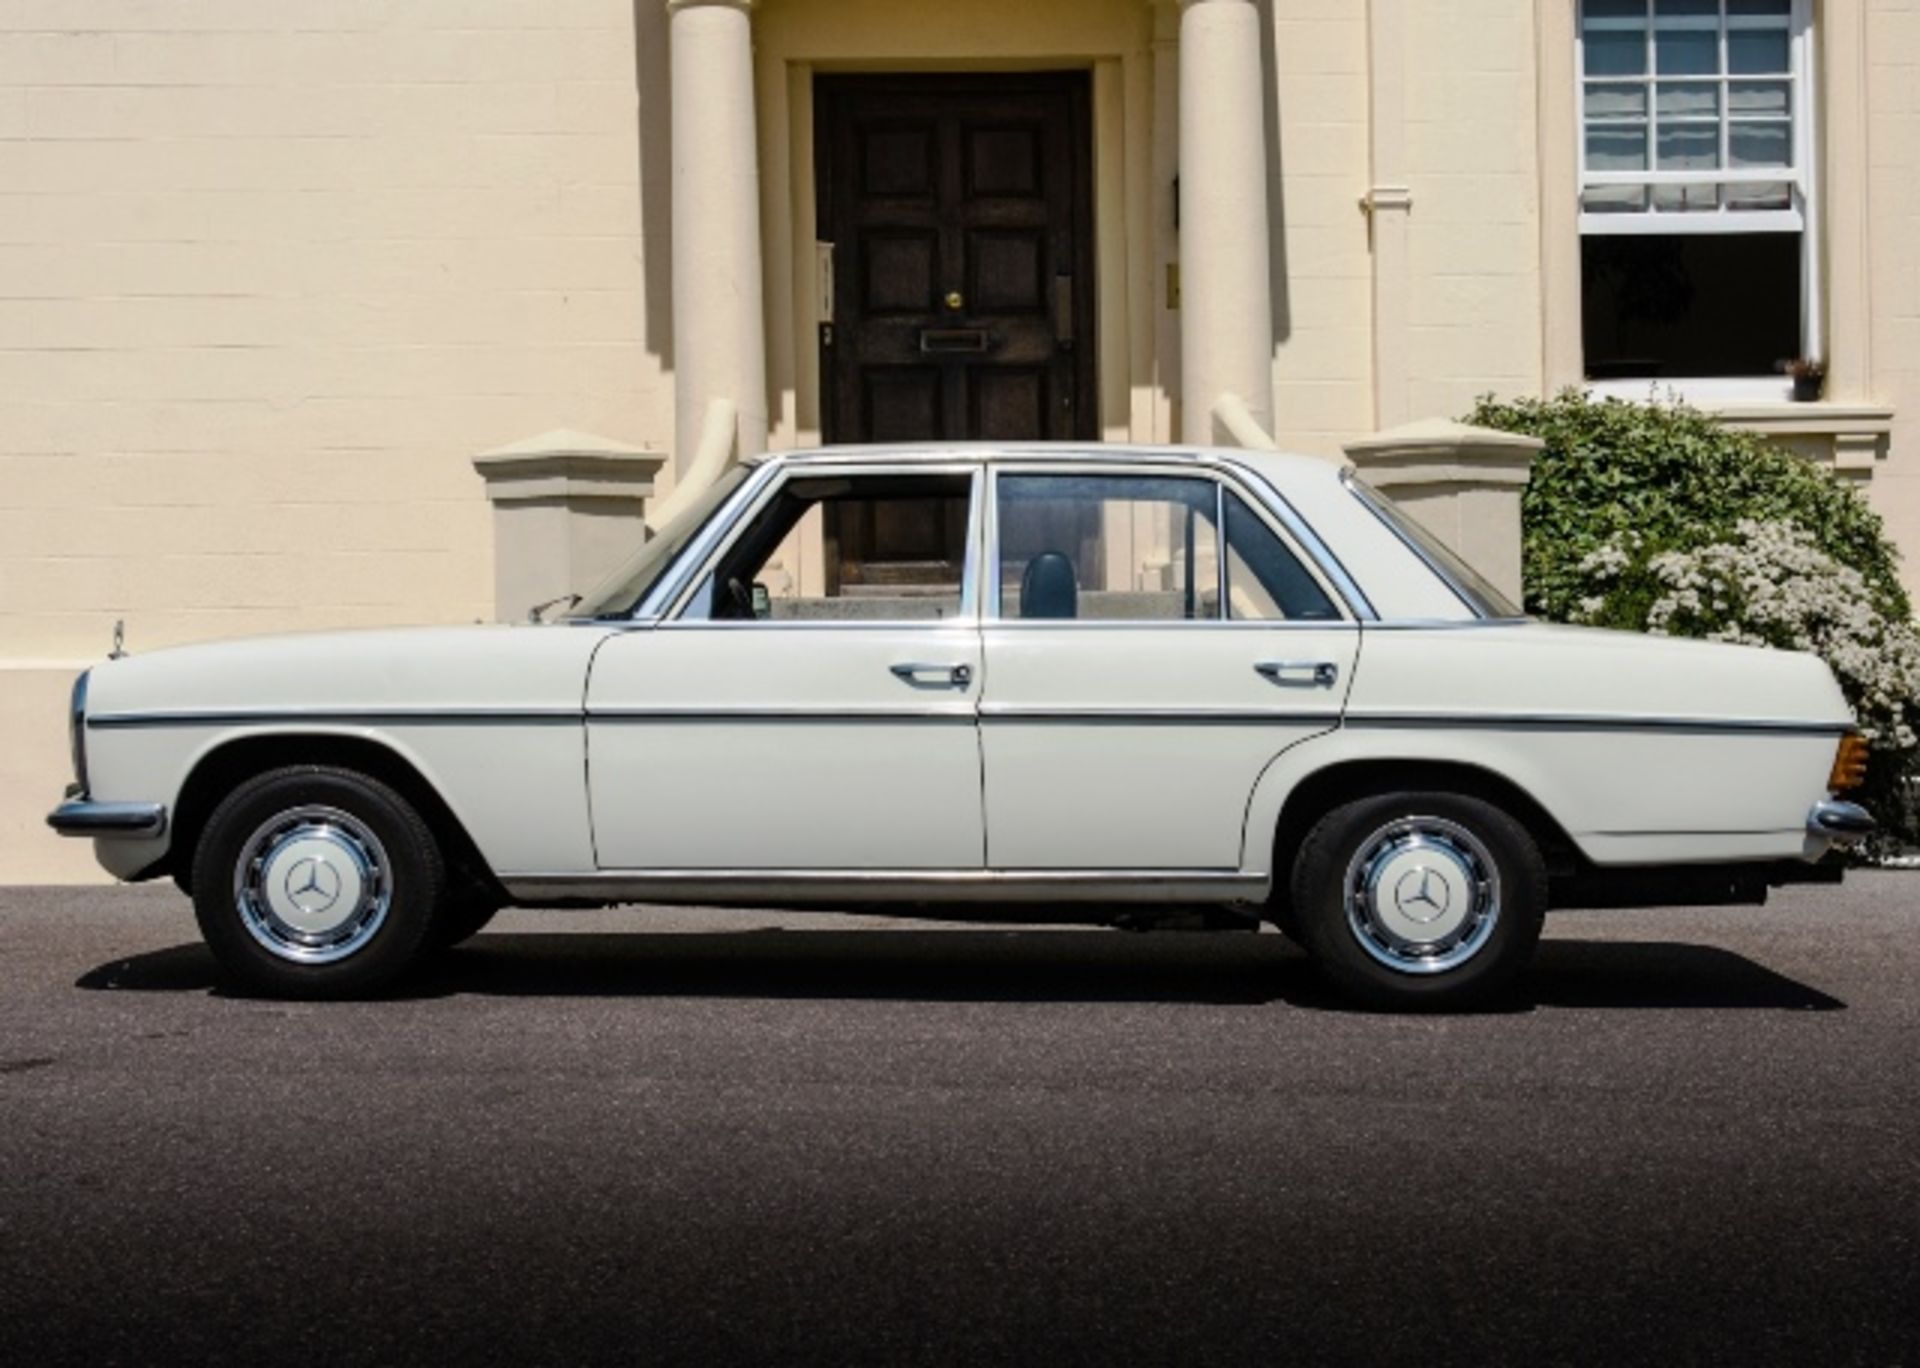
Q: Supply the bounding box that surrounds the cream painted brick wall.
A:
[0,0,666,666]
[1867,0,1920,602]
[0,0,664,880]
[1400,0,1542,421]
[1267,5,1375,458]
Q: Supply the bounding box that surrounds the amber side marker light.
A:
[1830,733,1870,792]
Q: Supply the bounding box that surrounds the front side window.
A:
[995,473,1340,622]
[1577,0,1812,387]
[681,471,975,622]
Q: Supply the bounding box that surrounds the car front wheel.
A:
[1290,791,1546,1011]
[190,765,444,998]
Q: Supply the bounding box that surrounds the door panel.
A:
[587,626,984,870]
[980,627,1357,870]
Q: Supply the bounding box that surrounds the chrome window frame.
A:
[616,459,784,623]
[655,459,988,630]
[983,457,1362,628]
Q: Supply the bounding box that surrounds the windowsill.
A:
[1579,383,1894,474]
[1703,399,1894,434]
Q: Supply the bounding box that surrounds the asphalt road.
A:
[2,879,1917,1367]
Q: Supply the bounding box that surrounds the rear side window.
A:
[1224,492,1340,621]
[994,473,1341,622]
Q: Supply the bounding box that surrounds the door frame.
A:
[812,70,1100,446]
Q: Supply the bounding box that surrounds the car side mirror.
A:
[751,582,771,620]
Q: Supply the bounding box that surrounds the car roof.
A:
[762,442,1343,478]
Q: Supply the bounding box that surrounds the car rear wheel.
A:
[190,765,443,998]
[1290,791,1545,1011]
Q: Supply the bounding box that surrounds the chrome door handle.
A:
[1255,660,1338,688]
[890,661,973,689]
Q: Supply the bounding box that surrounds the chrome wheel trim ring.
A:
[1342,815,1501,976]
[233,804,392,965]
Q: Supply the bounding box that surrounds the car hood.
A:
[81,624,616,720]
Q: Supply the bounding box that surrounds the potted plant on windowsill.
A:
[1781,357,1826,403]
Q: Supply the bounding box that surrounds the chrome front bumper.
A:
[46,798,168,839]
[1807,799,1875,847]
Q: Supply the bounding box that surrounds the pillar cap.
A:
[474,429,667,505]
[665,0,753,14]
[1343,418,1543,489]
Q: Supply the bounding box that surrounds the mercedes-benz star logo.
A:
[284,855,343,916]
[1391,866,1451,924]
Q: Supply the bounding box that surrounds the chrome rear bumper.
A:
[1807,799,1874,847]
[46,799,167,839]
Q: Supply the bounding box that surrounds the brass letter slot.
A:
[919,328,993,354]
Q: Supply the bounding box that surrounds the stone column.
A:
[1343,419,1543,605]
[668,0,768,475]
[1177,0,1275,446]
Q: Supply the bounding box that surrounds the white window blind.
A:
[1578,0,1810,235]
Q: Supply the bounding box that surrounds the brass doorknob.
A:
[944,290,965,311]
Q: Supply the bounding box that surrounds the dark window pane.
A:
[1587,124,1649,170]
[1728,27,1791,73]
[1655,27,1718,75]
[1585,27,1648,76]
[1582,232,1801,379]
[1224,493,1338,621]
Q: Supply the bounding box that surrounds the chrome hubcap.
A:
[1343,816,1500,975]
[234,805,391,964]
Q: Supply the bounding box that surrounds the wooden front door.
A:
[816,72,1096,585]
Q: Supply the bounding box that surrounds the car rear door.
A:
[978,461,1359,872]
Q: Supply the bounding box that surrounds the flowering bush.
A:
[1467,392,1920,853]
[1467,391,1908,624]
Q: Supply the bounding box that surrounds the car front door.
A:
[586,463,987,872]
[979,464,1359,872]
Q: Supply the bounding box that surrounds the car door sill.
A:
[498,869,1270,905]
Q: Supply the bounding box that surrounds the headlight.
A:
[68,668,90,795]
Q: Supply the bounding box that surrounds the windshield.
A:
[572,464,757,619]
[1345,475,1524,619]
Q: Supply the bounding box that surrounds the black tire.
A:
[190,765,444,998]
[1289,791,1546,1011]
[428,895,503,951]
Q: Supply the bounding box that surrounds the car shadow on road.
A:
[75,930,1846,1012]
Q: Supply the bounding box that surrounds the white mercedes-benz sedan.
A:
[50,444,1873,1009]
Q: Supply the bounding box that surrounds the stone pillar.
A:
[473,430,667,621]
[668,0,768,475]
[1177,0,1275,446]
[1343,419,1543,605]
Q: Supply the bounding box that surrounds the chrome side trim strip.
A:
[1345,711,1853,736]
[980,705,1340,725]
[978,619,1362,633]
[590,707,976,723]
[47,799,167,838]
[499,868,1269,905]
[89,707,583,730]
